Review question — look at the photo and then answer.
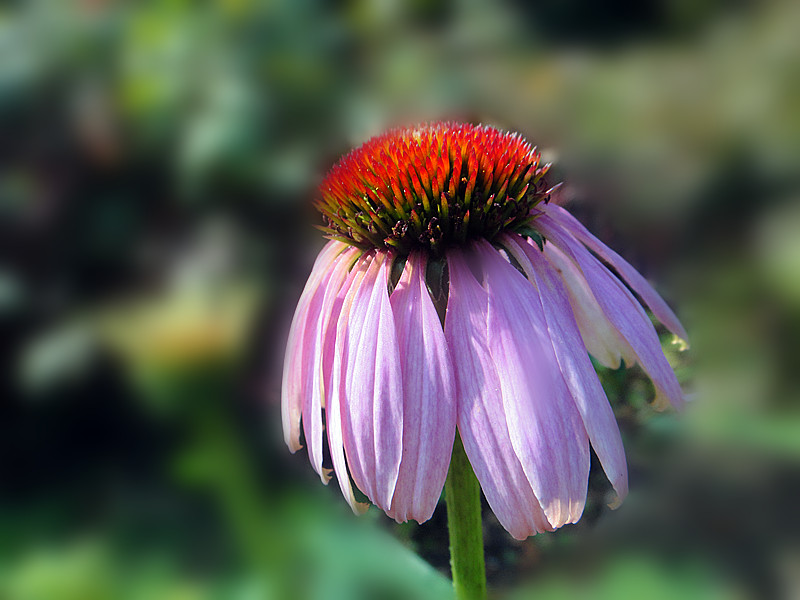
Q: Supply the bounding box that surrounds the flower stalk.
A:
[445,433,487,600]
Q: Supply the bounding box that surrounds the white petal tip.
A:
[352,501,370,516]
[671,334,690,351]
[652,392,675,412]
[607,491,625,510]
[570,503,586,525]
[508,520,556,540]
[604,355,624,370]
[542,507,569,531]
[390,509,434,526]
[320,468,334,485]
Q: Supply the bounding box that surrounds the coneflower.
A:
[281,122,686,597]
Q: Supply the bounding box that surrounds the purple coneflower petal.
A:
[328,256,372,514]
[340,253,404,510]
[445,248,553,539]
[303,246,360,483]
[299,265,336,483]
[476,241,590,527]
[543,242,637,369]
[543,204,688,343]
[538,215,684,409]
[387,252,457,523]
[332,255,375,503]
[502,233,628,500]
[281,241,347,452]
[284,123,687,538]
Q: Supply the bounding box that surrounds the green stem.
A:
[445,433,487,600]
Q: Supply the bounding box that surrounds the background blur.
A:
[1,0,799,598]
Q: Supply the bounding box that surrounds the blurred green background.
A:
[1,0,799,598]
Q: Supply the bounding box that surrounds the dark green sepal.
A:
[515,226,545,252]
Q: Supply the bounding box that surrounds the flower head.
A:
[283,122,687,539]
[316,123,551,254]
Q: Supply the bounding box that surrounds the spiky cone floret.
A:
[282,122,687,539]
[316,122,553,255]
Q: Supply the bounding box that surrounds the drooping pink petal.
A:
[340,252,404,510]
[538,215,684,409]
[387,252,457,523]
[543,203,688,343]
[502,233,628,500]
[327,256,372,514]
[475,241,590,527]
[281,241,348,452]
[543,242,637,369]
[445,247,553,539]
[303,246,360,483]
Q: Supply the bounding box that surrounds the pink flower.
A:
[282,123,686,539]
